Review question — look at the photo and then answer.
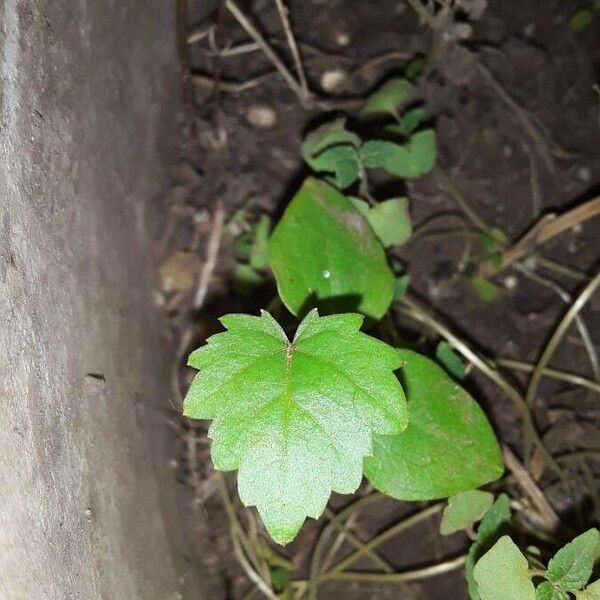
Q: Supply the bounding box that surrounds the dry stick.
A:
[489,196,600,276]
[397,297,562,479]
[495,358,600,396]
[216,474,277,600]
[322,508,394,573]
[325,504,445,576]
[193,71,275,93]
[433,165,489,232]
[224,0,305,103]
[194,202,225,310]
[477,63,554,173]
[524,271,600,412]
[514,263,600,381]
[272,0,309,101]
[307,494,381,600]
[323,554,467,584]
[502,445,560,532]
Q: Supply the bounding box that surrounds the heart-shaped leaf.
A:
[183,309,407,544]
[440,489,494,535]
[268,178,394,320]
[362,77,412,115]
[364,349,503,500]
[360,129,436,178]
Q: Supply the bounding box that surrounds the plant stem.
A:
[433,165,489,232]
[325,503,444,576]
[321,554,467,584]
[524,270,600,411]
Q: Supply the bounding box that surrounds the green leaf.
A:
[362,77,412,115]
[569,9,593,30]
[183,309,408,544]
[477,494,511,542]
[547,528,600,592]
[435,341,466,380]
[360,129,437,178]
[393,275,410,300]
[268,178,394,321]
[473,536,536,600]
[405,57,425,80]
[365,198,412,247]
[385,108,426,137]
[470,275,502,303]
[309,145,361,189]
[364,350,503,500]
[466,494,512,600]
[301,119,361,189]
[301,118,361,159]
[536,582,569,600]
[440,490,494,535]
[249,215,271,269]
[577,579,600,600]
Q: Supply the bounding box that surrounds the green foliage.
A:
[393,274,410,300]
[301,118,361,190]
[249,215,271,270]
[363,350,503,500]
[577,578,600,600]
[435,341,466,380]
[536,582,569,600]
[360,130,437,179]
[440,490,494,535]
[362,77,412,116]
[470,526,600,600]
[184,309,407,544]
[569,8,594,30]
[365,198,412,247]
[466,494,512,600]
[268,177,394,320]
[349,197,412,247]
[546,528,600,592]
[473,536,536,600]
[470,275,502,303]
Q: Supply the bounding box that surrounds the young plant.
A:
[183,72,504,545]
[442,493,600,600]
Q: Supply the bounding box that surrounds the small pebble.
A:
[577,166,591,182]
[502,144,513,157]
[320,68,347,92]
[503,275,517,291]
[524,23,535,36]
[246,105,277,130]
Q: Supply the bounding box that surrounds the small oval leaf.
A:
[364,349,503,500]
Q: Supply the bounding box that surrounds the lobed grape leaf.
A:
[183,309,408,544]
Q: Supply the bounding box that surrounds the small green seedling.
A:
[184,73,503,545]
[443,492,600,600]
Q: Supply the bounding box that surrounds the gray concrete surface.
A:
[0,2,200,598]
